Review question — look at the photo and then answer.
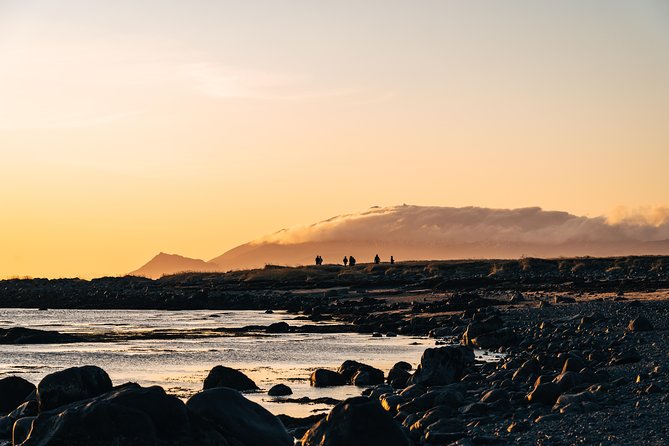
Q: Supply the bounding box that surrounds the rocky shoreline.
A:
[1,257,669,444]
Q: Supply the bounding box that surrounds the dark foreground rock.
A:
[37,365,112,412]
[203,365,258,392]
[268,384,292,396]
[407,346,474,387]
[337,360,385,386]
[0,376,35,414]
[187,387,293,446]
[301,396,411,446]
[24,384,194,446]
[0,327,76,345]
[310,369,346,387]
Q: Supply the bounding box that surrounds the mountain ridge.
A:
[130,205,669,278]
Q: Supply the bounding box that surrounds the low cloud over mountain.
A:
[131,205,669,278]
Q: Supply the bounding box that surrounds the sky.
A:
[1,0,668,278]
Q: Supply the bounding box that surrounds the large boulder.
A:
[310,369,345,387]
[268,384,292,396]
[203,366,258,392]
[187,387,293,446]
[527,382,561,406]
[407,346,475,387]
[301,396,411,446]
[337,360,384,385]
[0,376,35,414]
[387,362,412,389]
[23,385,196,446]
[37,365,112,412]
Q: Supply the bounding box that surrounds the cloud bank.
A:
[255,205,669,246]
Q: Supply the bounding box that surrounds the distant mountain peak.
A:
[129,205,669,278]
[129,252,220,279]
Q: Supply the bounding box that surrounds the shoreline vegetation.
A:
[1,256,669,444]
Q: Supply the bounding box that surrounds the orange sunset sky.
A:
[1,1,668,278]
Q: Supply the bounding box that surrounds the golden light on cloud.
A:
[0,1,668,278]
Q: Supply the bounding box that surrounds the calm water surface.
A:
[0,309,435,416]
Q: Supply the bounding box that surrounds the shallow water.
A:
[0,309,436,416]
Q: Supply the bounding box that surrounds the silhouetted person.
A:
[343,256,348,266]
[390,256,395,265]
[349,256,356,266]
[315,255,319,265]
[374,254,380,264]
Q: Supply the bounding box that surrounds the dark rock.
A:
[203,365,258,392]
[527,382,561,406]
[266,322,290,333]
[13,416,34,445]
[301,396,411,446]
[480,389,508,403]
[268,384,292,396]
[310,369,346,387]
[37,365,112,412]
[337,361,384,385]
[628,316,654,332]
[554,296,576,304]
[562,356,586,373]
[0,376,35,414]
[25,385,194,446]
[276,413,325,438]
[408,346,475,387]
[387,362,412,388]
[0,327,76,345]
[187,387,293,446]
[610,349,642,365]
[554,371,582,391]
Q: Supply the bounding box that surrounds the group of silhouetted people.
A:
[315,254,395,266]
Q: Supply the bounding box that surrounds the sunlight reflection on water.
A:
[0,309,435,417]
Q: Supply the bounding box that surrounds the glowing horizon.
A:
[1,1,668,279]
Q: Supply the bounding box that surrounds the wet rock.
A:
[387,362,412,388]
[12,416,34,445]
[37,365,112,412]
[0,327,76,345]
[380,394,405,413]
[268,384,292,396]
[627,316,654,332]
[0,400,37,438]
[266,322,290,333]
[188,387,293,446]
[337,360,384,385]
[408,346,475,387]
[310,369,346,387]
[203,365,258,392]
[301,396,411,446]
[0,376,35,414]
[461,316,504,346]
[25,385,194,446]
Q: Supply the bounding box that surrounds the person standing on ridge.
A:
[374,254,380,264]
[390,256,395,265]
[349,256,356,266]
[343,256,348,266]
